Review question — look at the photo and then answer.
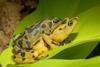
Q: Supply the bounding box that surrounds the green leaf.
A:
[8,56,100,67]
[0,0,100,67]
[0,47,14,67]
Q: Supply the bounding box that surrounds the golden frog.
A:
[12,17,78,64]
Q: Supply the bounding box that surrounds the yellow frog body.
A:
[12,17,78,64]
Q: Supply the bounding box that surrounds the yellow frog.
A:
[12,17,78,64]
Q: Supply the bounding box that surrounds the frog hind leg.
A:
[37,34,59,59]
[32,37,49,59]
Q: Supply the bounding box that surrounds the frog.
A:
[12,17,78,64]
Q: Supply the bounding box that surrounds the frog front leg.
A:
[42,34,59,49]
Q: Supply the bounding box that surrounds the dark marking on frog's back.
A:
[53,19,60,23]
[21,52,25,57]
[22,58,26,61]
[41,30,45,34]
[26,48,33,52]
[31,50,34,53]
[17,49,22,53]
[41,23,47,28]
[48,17,61,24]
[53,17,61,23]
[48,22,52,28]
[18,39,23,48]
[32,55,35,59]
[26,27,33,33]
[24,35,28,39]
[32,20,43,30]
[26,41,31,48]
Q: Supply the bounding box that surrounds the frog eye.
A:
[68,17,78,26]
[68,20,73,26]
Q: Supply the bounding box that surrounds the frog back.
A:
[13,17,64,49]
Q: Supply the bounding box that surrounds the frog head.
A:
[65,17,78,30]
[50,17,78,42]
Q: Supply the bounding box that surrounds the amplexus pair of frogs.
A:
[12,17,78,64]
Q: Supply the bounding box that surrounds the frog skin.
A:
[12,17,78,64]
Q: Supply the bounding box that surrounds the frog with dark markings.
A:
[12,17,78,64]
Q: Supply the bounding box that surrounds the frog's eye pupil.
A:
[68,21,73,26]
